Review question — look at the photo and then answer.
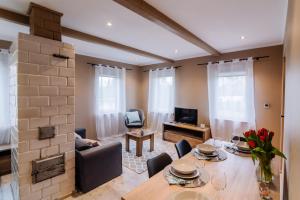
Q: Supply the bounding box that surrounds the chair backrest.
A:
[175,139,192,158]
[146,153,172,178]
[232,136,247,142]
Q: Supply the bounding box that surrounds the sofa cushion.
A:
[126,111,141,123]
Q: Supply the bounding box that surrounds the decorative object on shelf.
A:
[243,128,286,199]
[244,128,286,183]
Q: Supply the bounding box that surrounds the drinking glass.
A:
[213,137,223,150]
[231,133,240,148]
[211,172,227,200]
[193,159,205,169]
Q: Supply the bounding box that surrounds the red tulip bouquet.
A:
[243,128,286,183]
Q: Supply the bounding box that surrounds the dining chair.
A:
[146,153,173,178]
[175,139,192,158]
[231,136,247,142]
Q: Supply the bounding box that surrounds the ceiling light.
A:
[174,49,178,54]
[106,22,112,27]
[241,36,245,40]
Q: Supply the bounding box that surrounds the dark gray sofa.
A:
[75,128,122,193]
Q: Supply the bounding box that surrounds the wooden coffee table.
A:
[125,130,155,157]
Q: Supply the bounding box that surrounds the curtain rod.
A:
[143,66,182,72]
[197,56,269,66]
[87,62,133,70]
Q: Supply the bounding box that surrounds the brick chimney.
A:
[9,3,75,200]
[28,3,63,41]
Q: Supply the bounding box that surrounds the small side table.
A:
[125,130,154,157]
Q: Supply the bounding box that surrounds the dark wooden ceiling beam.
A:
[113,0,220,55]
[0,7,173,62]
[0,8,29,26]
[61,27,173,62]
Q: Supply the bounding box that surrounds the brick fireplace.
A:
[10,32,75,200]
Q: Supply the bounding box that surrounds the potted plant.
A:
[243,128,286,183]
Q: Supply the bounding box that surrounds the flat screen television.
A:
[174,107,198,125]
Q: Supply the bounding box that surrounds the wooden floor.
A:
[0,133,177,200]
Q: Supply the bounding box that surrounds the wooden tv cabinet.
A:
[162,122,211,147]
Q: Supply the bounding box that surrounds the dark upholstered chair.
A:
[147,153,173,178]
[175,139,192,158]
[75,128,122,193]
[124,109,145,129]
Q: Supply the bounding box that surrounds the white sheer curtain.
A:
[95,65,126,139]
[147,67,175,132]
[207,58,256,140]
[0,50,10,144]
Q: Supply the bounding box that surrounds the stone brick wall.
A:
[11,33,75,200]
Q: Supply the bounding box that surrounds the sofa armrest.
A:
[76,142,122,192]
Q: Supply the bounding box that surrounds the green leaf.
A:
[253,147,266,154]
[251,153,257,164]
[272,148,287,159]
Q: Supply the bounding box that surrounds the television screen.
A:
[174,107,198,125]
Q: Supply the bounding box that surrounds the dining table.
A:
[121,140,280,200]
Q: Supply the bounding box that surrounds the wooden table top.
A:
[122,141,280,200]
[126,129,155,138]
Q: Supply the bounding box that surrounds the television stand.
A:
[162,122,211,147]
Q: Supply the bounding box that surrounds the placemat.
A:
[163,165,210,188]
[224,145,252,157]
[192,149,228,162]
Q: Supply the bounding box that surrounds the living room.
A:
[0,0,299,200]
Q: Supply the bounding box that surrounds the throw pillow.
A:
[126,111,141,123]
[75,137,93,151]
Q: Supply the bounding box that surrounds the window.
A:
[215,75,247,121]
[148,68,175,114]
[98,76,119,113]
[154,76,174,113]
[207,59,256,139]
[147,67,175,131]
[95,65,126,139]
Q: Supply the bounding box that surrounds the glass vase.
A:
[256,160,273,183]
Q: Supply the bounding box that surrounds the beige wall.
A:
[283,0,300,199]
[75,46,283,149]
[75,55,143,139]
[142,45,283,148]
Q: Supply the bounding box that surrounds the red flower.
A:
[260,135,266,142]
[250,130,256,136]
[269,131,274,138]
[248,140,256,148]
[244,131,251,138]
[258,128,268,137]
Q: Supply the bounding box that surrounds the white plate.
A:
[196,144,217,154]
[169,167,200,179]
[171,160,197,175]
[236,141,250,151]
[168,191,210,200]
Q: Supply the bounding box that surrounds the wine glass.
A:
[231,133,240,149]
[213,137,223,152]
[211,172,227,200]
[193,159,205,169]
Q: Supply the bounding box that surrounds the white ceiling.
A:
[0,0,288,65]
